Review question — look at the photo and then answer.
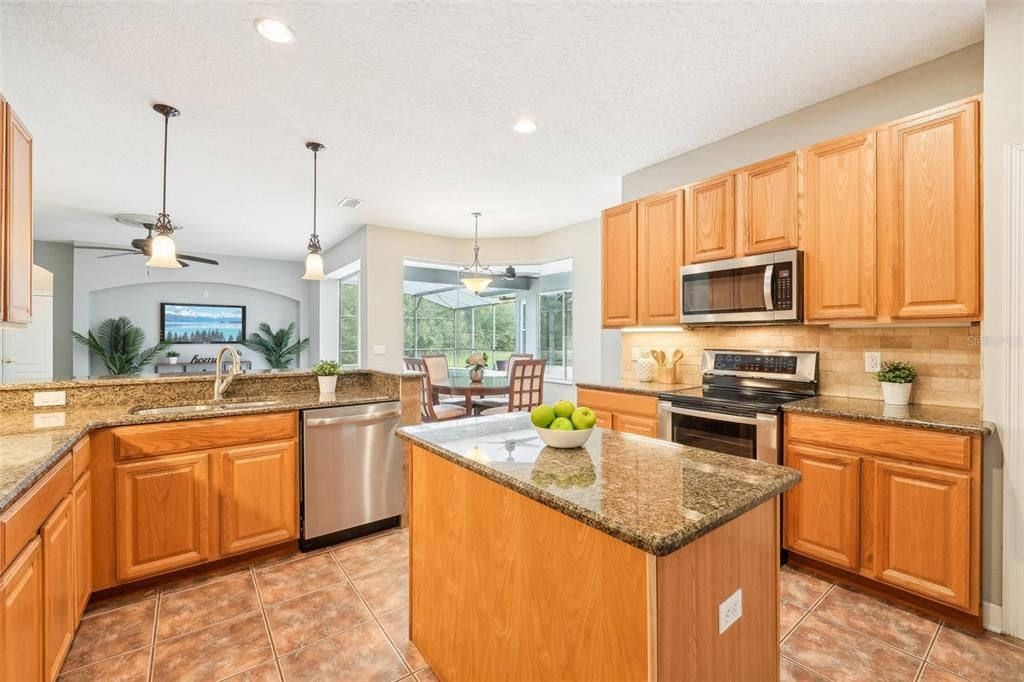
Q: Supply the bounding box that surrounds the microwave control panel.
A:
[773,264,793,310]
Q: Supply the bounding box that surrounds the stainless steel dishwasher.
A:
[300,401,404,551]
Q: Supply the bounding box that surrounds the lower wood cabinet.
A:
[578,388,660,439]
[612,413,659,439]
[784,444,860,570]
[0,537,44,682]
[72,472,92,619]
[42,497,75,681]
[220,441,298,556]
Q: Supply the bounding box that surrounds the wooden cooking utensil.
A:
[670,349,683,366]
[649,350,662,367]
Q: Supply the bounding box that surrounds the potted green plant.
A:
[166,349,180,365]
[243,322,309,370]
[875,360,918,406]
[465,351,489,382]
[72,316,171,376]
[313,360,342,393]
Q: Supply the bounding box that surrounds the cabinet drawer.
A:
[0,456,73,570]
[577,388,658,419]
[786,414,971,470]
[112,412,297,460]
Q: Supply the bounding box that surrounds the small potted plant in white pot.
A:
[313,360,342,394]
[465,351,488,382]
[875,360,917,406]
[166,350,180,365]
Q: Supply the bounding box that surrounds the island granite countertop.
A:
[397,413,800,556]
[782,396,993,435]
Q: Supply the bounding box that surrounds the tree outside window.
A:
[339,272,360,368]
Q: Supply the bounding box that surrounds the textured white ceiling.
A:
[2,1,983,260]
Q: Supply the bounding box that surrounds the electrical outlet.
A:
[864,352,881,373]
[719,588,742,634]
[34,412,66,429]
[33,390,66,407]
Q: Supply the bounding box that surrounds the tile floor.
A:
[60,530,1023,681]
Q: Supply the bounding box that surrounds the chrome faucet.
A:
[213,346,241,401]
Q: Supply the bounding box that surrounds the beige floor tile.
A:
[223,660,283,681]
[779,566,832,609]
[414,668,439,682]
[157,570,261,640]
[57,646,151,681]
[277,620,409,681]
[917,663,969,681]
[62,600,156,672]
[813,585,939,656]
[332,534,409,579]
[781,613,922,681]
[151,612,274,681]
[779,656,827,682]
[351,561,409,617]
[159,560,252,595]
[265,581,374,655]
[255,552,345,605]
[928,624,1024,681]
[780,600,807,641]
[83,586,159,617]
[378,606,427,672]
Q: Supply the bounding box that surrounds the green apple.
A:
[553,400,576,419]
[530,404,556,428]
[549,417,574,431]
[571,406,597,430]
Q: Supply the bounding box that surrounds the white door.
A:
[2,294,54,383]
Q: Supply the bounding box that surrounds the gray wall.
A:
[33,240,74,379]
[622,43,984,200]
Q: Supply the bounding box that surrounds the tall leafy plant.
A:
[72,316,171,376]
[243,322,309,369]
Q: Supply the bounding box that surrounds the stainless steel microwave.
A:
[680,249,802,325]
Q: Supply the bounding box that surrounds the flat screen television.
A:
[160,303,246,344]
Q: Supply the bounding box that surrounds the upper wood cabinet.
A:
[0,537,43,682]
[637,190,684,325]
[42,497,75,682]
[784,443,860,570]
[803,132,878,321]
[601,202,638,327]
[684,173,735,264]
[220,441,298,556]
[880,100,980,320]
[737,153,799,255]
[2,100,33,324]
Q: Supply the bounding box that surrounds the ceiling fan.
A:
[74,214,219,267]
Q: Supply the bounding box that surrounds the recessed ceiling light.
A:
[254,18,295,44]
[513,119,537,134]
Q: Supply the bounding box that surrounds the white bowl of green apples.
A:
[530,400,597,448]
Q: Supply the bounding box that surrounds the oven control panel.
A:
[713,354,798,374]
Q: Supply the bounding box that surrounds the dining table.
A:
[431,373,510,414]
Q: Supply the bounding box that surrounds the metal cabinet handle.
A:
[305,410,402,427]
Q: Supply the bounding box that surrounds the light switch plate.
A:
[34,390,67,407]
[373,345,386,355]
[719,588,742,634]
[864,352,881,373]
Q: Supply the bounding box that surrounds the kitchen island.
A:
[397,413,800,682]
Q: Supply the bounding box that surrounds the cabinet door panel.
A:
[72,472,92,620]
[874,459,971,609]
[4,105,32,323]
[803,133,877,321]
[115,452,210,582]
[42,496,75,681]
[885,101,980,319]
[0,537,43,682]
[637,190,684,324]
[602,202,638,327]
[220,440,298,556]
[593,410,612,431]
[784,444,860,570]
[612,414,659,439]
[738,153,798,255]
[685,174,735,264]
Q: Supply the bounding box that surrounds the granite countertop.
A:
[0,389,397,514]
[576,378,697,397]
[397,413,800,556]
[782,396,993,435]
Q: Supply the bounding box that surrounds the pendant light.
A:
[146,104,183,269]
[460,212,494,294]
[301,142,326,280]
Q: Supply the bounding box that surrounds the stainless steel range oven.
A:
[658,349,818,464]
[680,249,802,325]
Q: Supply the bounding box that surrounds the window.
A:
[339,272,360,368]
[538,290,573,381]
[402,290,517,368]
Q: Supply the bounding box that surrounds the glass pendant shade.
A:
[302,251,326,280]
[461,275,492,294]
[146,233,182,269]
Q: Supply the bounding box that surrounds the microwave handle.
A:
[763,264,775,311]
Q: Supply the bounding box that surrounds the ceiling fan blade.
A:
[177,259,191,268]
[74,246,138,253]
[97,252,141,259]
[176,254,219,265]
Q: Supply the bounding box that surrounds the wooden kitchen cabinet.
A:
[72,471,92,620]
[684,173,735,264]
[880,100,980,320]
[803,132,878,321]
[612,413,659,439]
[601,201,638,327]
[2,100,33,324]
[220,440,298,556]
[578,388,660,439]
[0,537,44,682]
[737,152,799,255]
[42,496,75,681]
[637,190,684,325]
[115,452,211,582]
[784,443,860,570]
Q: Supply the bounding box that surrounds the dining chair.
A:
[480,359,546,415]
[404,357,467,422]
[421,353,463,405]
[473,353,533,412]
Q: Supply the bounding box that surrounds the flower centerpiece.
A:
[465,351,489,382]
[874,360,917,406]
[312,360,343,394]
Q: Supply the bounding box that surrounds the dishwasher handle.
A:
[305,409,402,427]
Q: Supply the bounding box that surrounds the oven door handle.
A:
[657,402,759,426]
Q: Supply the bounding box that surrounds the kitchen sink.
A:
[131,400,282,416]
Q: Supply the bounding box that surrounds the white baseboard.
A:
[983,602,1004,633]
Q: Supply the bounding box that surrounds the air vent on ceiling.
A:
[338,196,363,209]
